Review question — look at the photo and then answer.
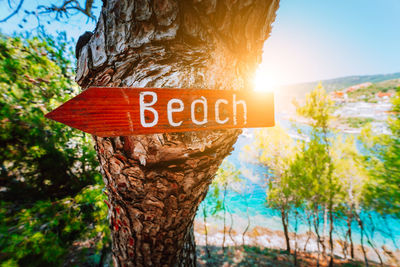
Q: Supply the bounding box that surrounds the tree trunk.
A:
[202,202,210,258]
[293,210,299,266]
[228,206,237,246]
[365,215,383,266]
[347,209,354,259]
[281,207,291,253]
[304,211,312,252]
[322,205,328,256]
[242,190,251,247]
[313,209,321,267]
[222,182,227,251]
[355,212,369,267]
[328,205,334,267]
[75,0,279,266]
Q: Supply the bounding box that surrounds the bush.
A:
[0,33,109,266]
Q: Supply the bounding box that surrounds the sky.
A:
[0,0,399,87]
[259,0,400,86]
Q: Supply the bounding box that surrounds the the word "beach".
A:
[139,91,247,128]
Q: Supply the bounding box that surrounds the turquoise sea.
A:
[196,118,400,251]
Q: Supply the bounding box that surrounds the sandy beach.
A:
[194,220,400,266]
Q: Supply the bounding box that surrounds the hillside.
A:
[346,78,400,102]
[276,73,400,134]
[278,72,400,101]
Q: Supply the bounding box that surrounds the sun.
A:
[253,68,277,93]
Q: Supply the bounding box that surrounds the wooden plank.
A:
[45,87,274,136]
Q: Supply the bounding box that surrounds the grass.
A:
[344,117,374,128]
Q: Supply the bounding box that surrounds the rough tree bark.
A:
[75,0,279,266]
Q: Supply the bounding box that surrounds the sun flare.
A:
[253,69,277,93]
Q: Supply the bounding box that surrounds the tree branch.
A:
[0,0,24,23]
[37,0,96,21]
[0,0,96,26]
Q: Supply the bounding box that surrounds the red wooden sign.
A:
[45,87,274,137]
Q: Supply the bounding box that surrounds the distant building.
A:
[376,92,393,99]
[330,91,348,102]
[333,91,345,98]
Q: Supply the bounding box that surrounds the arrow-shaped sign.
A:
[45,87,274,137]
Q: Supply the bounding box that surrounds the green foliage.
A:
[292,84,337,209]
[0,184,109,266]
[213,160,241,190]
[242,83,398,262]
[243,245,278,258]
[295,83,334,130]
[343,117,374,128]
[361,88,400,217]
[331,135,368,214]
[0,33,100,201]
[248,84,367,255]
[245,125,294,173]
[245,126,299,210]
[205,160,241,216]
[0,34,109,265]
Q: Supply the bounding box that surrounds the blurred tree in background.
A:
[0,33,109,266]
[245,126,298,253]
[244,84,400,265]
[0,33,96,200]
[361,88,400,218]
[213,160,241,250]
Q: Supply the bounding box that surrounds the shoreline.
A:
[194,220,400,266]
